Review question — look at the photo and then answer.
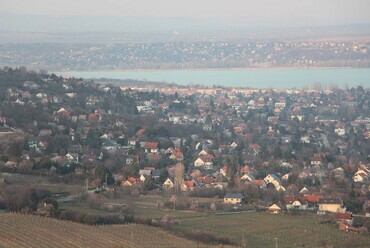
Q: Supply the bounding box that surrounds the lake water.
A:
[59,68,370,89]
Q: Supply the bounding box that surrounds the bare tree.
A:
[174,162,185,193]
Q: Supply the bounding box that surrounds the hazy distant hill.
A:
[1,12,370,43]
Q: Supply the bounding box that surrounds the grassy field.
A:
[59,195,370,248]
[171,212,370,248]
[60,195,211,220]
[0,213,232,248]
[0,172,84,194]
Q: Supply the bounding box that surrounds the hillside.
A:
[0,213,229,248]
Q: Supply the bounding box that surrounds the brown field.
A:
[0,213,232,248]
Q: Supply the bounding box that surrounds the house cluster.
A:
[4,40,369,71]
[1,69,370,219]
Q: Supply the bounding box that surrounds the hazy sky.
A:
[1,0,370,26]
[1,0,369,20]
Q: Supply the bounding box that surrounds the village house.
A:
[338,222,359,233]
[194,154,214,170]
[275,101,286,109]
[128,137,139,147]
[353,169,369,183]
[334,122,346,136]
[267,203,282,214]
[28,139,38,149]
[336,213,353,225]
[5,161,17,169]
[223,193,245,204]
[195,176,216,186]
[310,154,323,166]
[139,167,154,176]
[220,166,228,177]
[102,140,119,151]
[169,149,184,161]
[284,196,308,211]
[304,195,323,209]
[318,198,345,213]
[264,174,285,191]
[121,177,140,187]
[0,116,7,126]
[143,142,159,154]
[39,129,52,137]
[163,178,174,189]
[240,172,255,183]
[248,143,261,155]
[65,153,79,163]
[181,181,195,192]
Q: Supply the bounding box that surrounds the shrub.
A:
[171,230,236,245]
[358,227,369,235]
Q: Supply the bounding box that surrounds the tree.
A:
[8,140,24,158]
[0,185,49,212]
[344,198,363,213]
[209,99,215,111]
[174,162,185,193]
[95,164,114,185]
[86,129,101,149]
[158,169,169,183]
[143,177,156,191]
[205,114,212,124]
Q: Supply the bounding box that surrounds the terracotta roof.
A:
[144,142,158,149]
[234,127,243,133]
[85,153,96,160]
[311,156,322,162]
[88,113,99,121]
[241,165,249,173]
[252,179,265,186]
[128,177,139,183]
[136,128,146,136]
[196,176,215,184]
[336,122,345,128]
[346,164,356,170]
[336,213,351,220]
[172,150,183,158]
[183,181,195,187]
[283,196,295,204]
[304,194,324,203]
[201,154,214,162]
[249,143,261,150]
[190,170,201,178]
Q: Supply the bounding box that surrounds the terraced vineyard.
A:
[0,213,229,248]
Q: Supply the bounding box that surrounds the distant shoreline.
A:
[56,66,360,75]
